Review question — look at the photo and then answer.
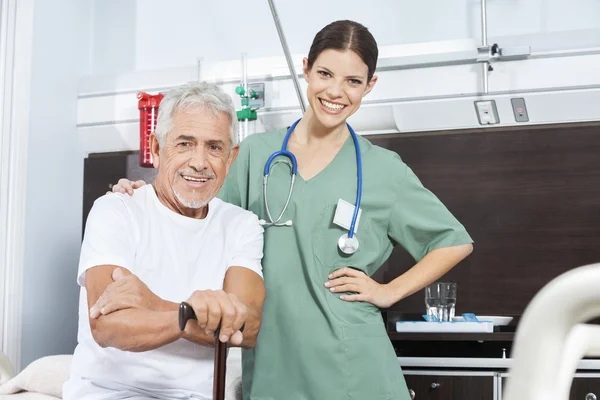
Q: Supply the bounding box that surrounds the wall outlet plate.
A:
[474,100,500,125]
[511,97,529,122]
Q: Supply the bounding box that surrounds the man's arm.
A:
[223,266,265,348]
[90,267,253,349]
[86,265,182,352]
[80,195,182,352]
[216,212,266,348]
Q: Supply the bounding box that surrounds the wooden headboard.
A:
[368,122,600,316]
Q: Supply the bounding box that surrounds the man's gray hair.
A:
[155,81,238,148]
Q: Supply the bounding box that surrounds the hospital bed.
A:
[504,262,600,400]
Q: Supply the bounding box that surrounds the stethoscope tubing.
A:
[262,118,362,248]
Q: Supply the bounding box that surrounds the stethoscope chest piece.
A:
[338,233,359,255]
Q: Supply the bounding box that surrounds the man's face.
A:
[151,107,238,215]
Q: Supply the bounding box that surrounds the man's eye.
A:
[177,142,190,147]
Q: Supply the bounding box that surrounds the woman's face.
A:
[303,49,377,129]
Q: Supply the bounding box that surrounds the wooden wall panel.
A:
[368,123,600,316]
[82,122,600,318]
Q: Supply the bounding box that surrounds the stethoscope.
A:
[258,118,363,255]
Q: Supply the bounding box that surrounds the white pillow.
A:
[0,353,15,385]
[0,355,71,398]
[0,393,59,399]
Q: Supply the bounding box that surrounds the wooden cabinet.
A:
[500,375,600,400]
[571,378,600,400]
[403,370,600,400]
[83,153,127,233]
[404,373,494,400]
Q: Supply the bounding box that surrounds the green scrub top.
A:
[218,128,473,400]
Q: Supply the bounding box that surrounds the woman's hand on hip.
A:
[325,267,396,308]
[109,178,146,195]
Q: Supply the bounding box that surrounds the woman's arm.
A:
[385,243,473,305]
[327,244,472,308]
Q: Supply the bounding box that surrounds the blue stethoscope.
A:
[258,118,363,255]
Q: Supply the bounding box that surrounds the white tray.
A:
[452,315,513,326]
[396,321,494,333]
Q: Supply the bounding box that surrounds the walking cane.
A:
[179,301,228,400]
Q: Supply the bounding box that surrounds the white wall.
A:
[92,0,136,74]
[20,0,92,368]
[90,0,600,74]
[78,0,600,150]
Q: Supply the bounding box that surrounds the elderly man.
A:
[63,82,265,400]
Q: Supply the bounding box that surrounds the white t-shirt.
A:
[64,185,263,400]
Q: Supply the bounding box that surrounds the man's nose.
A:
[188,147,208,171]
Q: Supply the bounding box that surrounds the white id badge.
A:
[333,199,362,234]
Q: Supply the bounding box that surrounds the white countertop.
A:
[398,357,600,370]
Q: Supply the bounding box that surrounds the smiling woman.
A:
[303,49,376,128]
[301,20,378,132]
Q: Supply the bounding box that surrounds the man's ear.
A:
[150,134,160,168]
[225,145,240,176]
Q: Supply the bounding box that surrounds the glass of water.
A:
[425,282,457,321]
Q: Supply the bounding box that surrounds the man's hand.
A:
[90,268,164,318]
[184,290,247,346]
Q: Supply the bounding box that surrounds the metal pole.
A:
[267,0,307,113]
[481,0,488,47]
[239,53,249,142]
[242,53,248,94]
[481,0,489,94]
